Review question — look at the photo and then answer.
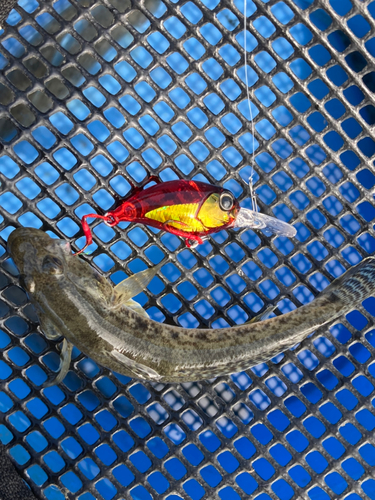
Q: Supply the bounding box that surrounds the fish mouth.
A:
[233,208,297,238]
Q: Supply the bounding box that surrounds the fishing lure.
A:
[75,178,296,254]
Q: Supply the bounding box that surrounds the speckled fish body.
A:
[7,228,375,383]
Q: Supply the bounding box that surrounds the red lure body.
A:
[76,179,240,253]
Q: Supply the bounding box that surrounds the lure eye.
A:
[42,256,64,275]
[219,192,235,211]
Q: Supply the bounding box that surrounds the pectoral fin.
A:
[36,309,63,340]
[45,339,73,387]
[114,263,162,303]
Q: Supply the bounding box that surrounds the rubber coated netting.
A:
[1,0,375,499]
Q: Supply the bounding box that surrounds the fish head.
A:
[7,228,71,293]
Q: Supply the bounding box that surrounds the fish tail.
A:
[322,257,375,307]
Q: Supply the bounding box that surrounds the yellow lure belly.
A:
[145,203,205,232]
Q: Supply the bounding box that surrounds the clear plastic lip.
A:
[234,208,297,238]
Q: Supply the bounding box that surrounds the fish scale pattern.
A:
[0,0,375,498]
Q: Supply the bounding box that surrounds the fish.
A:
[7,228,375,384]
[74,178,296,254]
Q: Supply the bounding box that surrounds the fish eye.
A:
[42,256,63,275]
[219,192,235,211]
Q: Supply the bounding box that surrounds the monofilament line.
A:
[243,0,258,213]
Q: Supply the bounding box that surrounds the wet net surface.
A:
[1,0,375,498]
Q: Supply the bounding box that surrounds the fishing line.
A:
[243,0,258,213]
[240,1,297,239]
